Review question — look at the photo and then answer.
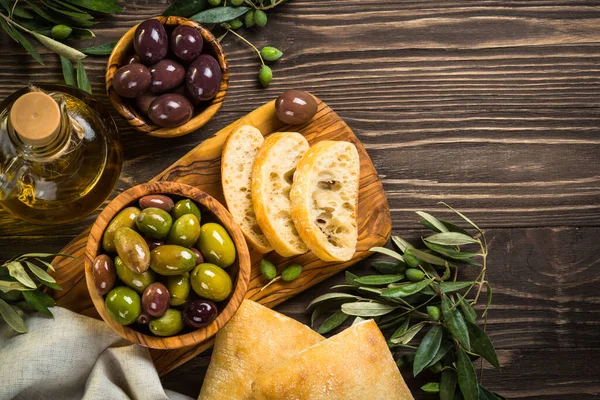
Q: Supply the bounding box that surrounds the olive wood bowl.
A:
[106,16,229,138]
[84,182,250,349]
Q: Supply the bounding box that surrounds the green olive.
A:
[150,245,197,275]
[403,250,420,268]
[190,263,232,302]
[136,207,173,239]
[172,199,201,221]
[115,256,155,293]
[165,273,191,306]
[102,207,141,253]
[105,286,141,325]
[406,268,425,282]
[167,214,201,247]
[196,223,236,269]
[149,309,184,336]
[114,227,151,273]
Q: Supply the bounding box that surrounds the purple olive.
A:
[136,313,150,325]
[145,238,164,251]
[112,63,151,98]
[191,248,204,265]
[186,54,221,102]
[142,282,170,317]
[183,299,217,328]
[92,254,116,296]
[148,93,194,128]
[139,194,175,212]
[136,91,159,115]
[275,90,318,125]
[171,25,203,62]
[149,59,185,93]
[134,19,168,65]
[128,54,140,64]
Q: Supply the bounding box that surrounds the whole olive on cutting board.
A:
[275,90,318,125]
[171,25,203,62]
[186,54,222,102]
[134,19,168,65]
[149,59,185,93]
[148,93,194,127]
[112,64,151,99]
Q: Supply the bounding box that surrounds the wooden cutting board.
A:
[49,96,391,376]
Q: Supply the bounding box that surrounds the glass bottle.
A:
[0,84,123,224]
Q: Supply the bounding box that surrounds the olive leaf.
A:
[421,382,440,393]
[425,232,480,246]
[389,316,410,339]
[317,311,348,334]
[369,246,405,262]
[0,17,20,41]
[25,1,95,28]
[163,0,207,17]
[372,261,406,275]
[310,303,330,327]
[413,325,443,377]
[457,346,479,400]
[0,298,27,333]
[0,280,33,293]
[354,274,404,286]
[60,55,75,86]
[357,286,383,296]
[61,0,123,13]
[352,316,365,325]
[440,281,474,293]
[79,41,115,55]
[9,25,45,64]
[423,241,480,261]
[44,2,93,21]
[341,301,396,317]
[306,292,359,310]
[389,321,426,345]
[191,6,250,24]
[34,258,56,272]
[425,339,453,369]
[70,27,95,40]
[440,369,458,400]
[30,31,86,61]
[478,385,507,400]
[22,290,55,317]
[405,248,448,267]
[467,320,500,369]
[391,236,414,252]
[6,262,36,289]
[24,262,56,284]
[442,295,470,350]
[417,211,449,233]
[345,271,360,286]
[76,60,91,93]
[381,279,433,299]
[459,299,477,324]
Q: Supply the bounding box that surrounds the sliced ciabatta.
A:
[221,125,273,254]
[290,141,360,262]
[252,132,309,257]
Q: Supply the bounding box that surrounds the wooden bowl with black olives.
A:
[106,16,229,138]
[84,182,250,349]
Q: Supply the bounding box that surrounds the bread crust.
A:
[252,132,309,257]
[290,141,360,262]
[221,125,273,253]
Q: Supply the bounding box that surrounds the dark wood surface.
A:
[1,1,599,399]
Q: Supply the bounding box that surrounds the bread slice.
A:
[290,141,360,262]
[221,125,273,253]
[252,132,310,257]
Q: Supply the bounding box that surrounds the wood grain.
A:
[106,16,229,138]
[49,96,391,374]
[0,1,599,399]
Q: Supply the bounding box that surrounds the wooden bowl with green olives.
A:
[106,16,229,138]
[84,181,250,349]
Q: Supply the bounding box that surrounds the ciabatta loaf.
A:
[290,141,360,262]
[221,125,273,254]
[252,132,309,257]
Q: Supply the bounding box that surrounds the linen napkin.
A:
[0,307,191,400]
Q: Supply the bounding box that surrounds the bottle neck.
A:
[8,90,72,162]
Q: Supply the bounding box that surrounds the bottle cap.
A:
[9,91,61,147]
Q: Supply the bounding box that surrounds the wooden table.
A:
[1,1,599,399]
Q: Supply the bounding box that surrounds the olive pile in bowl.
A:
[111,18,223,128]
[91,193,237,337]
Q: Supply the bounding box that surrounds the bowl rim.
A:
[105,16,229,138]
[84,181,250,349]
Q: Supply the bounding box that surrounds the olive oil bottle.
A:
[0,84,122,224]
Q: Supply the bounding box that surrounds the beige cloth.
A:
[0,307,191,400]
